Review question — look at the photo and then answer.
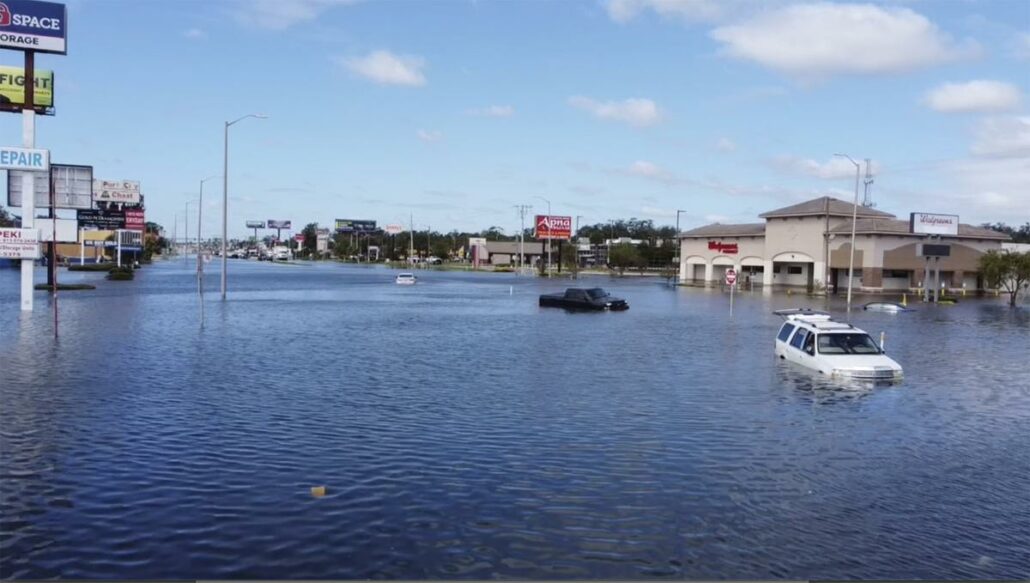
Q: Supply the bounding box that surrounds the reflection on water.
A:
[1,261,1029,579]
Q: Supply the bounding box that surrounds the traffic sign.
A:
[725,268,737,286]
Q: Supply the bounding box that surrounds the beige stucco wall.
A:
[678,236,766,282]
[764,216,848,260]
[828,235,1005,290]
[679,219,1007,292]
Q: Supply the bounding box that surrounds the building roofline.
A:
[678,223,766,238]
[759,196,895,219]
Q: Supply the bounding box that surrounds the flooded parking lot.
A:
[1,261,1028,579]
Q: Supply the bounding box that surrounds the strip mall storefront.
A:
[678,196,1010,293]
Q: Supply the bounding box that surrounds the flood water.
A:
[1,260,1028,579]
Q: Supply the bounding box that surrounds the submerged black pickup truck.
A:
[538,288,629,311]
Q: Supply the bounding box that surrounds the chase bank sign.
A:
[0,0,66,54]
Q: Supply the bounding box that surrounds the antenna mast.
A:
[862,158,875,207]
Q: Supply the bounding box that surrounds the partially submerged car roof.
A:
[773,308,830,318]
[774,308,860,331]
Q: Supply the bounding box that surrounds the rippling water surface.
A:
[1,260,1028,579]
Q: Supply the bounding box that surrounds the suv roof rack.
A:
[773,308,830,318]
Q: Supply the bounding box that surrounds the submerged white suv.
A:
[774,309,903,382]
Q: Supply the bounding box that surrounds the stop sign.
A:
[725,268,737,285]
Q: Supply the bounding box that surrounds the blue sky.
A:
[2,0,1028,238]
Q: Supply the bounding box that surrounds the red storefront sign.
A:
[535,215,572,240]
[124,209,145,232]
[708,241,738,254]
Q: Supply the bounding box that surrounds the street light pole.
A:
[198,176,218,295]
[676,210,686,234]
[535,196,551,277]
[222,114,267,300]
[185,200,194,265]
[574,215,583,277]
[834,153,861,319]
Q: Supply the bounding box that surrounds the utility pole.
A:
[834,153,862,320]
[514,204,531,274]
[535,197,551,277]
[574,215,583,278]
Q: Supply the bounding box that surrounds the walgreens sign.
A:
[534,215,572,240]
[910,212,959,236]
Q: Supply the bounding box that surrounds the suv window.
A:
[777,323,795,342]
[789,328,808,349]
[818,333,881,355]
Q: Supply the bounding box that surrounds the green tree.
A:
[142,222,166,261]
[333,232,355,259]
[560,240,579,278]
[982,222,1030,244]
[0,206,16,227]
[430,239,451,260]
[481,226,507,241]
[980,250,1030,307]
[301,223,318,258]
[608,243,641,275]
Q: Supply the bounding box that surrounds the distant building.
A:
[481,241,545,266]
[316,228,331,255]
[679,196,1010,293]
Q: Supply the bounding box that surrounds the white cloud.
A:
[774,155,880,180]
[338,51,427,87]
[234,0,358,30]
[710,3,978,77]
[1013,32,1030,61]
[900,157,1030,222]
[183,28,206,39]
[971,116,1030,158]
[606,0,727,24]
[620,160,683,186]
[924,80,1022,113]
[568,96,663,127]
[640,205,680,218]
[628,160,665,178]
[715,137,737,152]
[416,129,443,143]
[467,105,515,117]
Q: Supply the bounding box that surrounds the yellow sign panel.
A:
[0,66,54,108]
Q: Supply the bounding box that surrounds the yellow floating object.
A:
[901,294,907,307]
[311,486,326,498]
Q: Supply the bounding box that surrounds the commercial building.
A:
[678,196,1010,293]
[477,241,545,266]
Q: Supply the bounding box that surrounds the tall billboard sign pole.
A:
[20,71,35,311]
[2,0,68,312]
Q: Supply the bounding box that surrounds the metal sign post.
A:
[726,268,737,317]
[20,52,36,311]
[4,1,69,311]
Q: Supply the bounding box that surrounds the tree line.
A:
[982,222,1030,244]
[291,217,683,264]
